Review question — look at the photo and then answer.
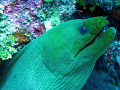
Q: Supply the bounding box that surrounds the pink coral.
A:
[2,0,44,37]
[28,21,45,37]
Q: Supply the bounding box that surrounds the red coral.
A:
[13,28,31,48]
[33,23,45,37]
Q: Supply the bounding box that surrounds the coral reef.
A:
[12,28,34,50]
[0,35,17,60]
[1,0,76,35]
[0,4,18,60]
[3,0,44,37]
[104,40,120,80]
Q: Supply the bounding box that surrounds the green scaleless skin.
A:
[0,16,116,90]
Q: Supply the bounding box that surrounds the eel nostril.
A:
[90,32,93,35]
[99,20,102,25]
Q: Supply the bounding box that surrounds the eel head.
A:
[41,16,116,90]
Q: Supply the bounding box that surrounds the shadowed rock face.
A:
[0,16,116,90]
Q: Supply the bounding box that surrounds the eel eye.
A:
[79,26,87,34]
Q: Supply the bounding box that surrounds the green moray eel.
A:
[0,16,116,90]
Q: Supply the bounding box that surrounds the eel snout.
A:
[74,17,109,57]
[84,16,109,36]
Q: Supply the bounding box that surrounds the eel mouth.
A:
[74,26,107,57]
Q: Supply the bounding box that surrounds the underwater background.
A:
[0,0,120,90]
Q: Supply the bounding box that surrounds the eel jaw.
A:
[70,27,116,79]
[74,27,116,58]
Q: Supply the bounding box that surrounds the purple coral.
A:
[2,0,44,37]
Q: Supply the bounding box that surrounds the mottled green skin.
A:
[0,17,116,90]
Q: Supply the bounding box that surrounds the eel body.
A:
[0,16,116,90]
